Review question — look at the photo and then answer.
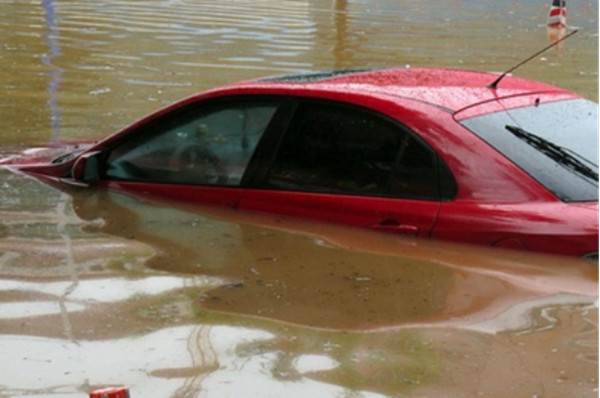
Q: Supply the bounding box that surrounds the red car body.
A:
[2,68,598,258]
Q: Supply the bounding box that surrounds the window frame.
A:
[97,94,457,202]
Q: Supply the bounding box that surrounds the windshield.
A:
[460,99,598,202]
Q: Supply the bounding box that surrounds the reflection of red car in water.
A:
[2,68,598,258]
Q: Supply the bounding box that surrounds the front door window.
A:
[105,101,279,186]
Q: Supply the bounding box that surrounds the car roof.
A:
[226,67,574,113]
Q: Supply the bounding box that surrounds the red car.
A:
[2,68,598,258]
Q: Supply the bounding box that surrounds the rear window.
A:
[460,99,598,202]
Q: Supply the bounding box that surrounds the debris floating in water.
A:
[89,387,130,398]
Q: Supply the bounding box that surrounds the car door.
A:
[100,98,282,207]
[238,99,449,238]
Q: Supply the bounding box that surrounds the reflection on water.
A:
[41,0,63,141]
[0,169,597,396]
[0,0,598,396]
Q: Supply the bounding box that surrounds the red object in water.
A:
[2,68,598,258]
[89,387,130,398]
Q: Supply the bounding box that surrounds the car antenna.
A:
[488,29,578,90]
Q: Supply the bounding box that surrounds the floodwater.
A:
[0,0,598,397]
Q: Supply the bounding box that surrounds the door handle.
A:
[370,219,419,236]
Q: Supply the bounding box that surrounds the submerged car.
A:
[2,68,598,258]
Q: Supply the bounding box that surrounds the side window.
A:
[389,135,439,199]
[265,101,440,199]
[105,101,279,186]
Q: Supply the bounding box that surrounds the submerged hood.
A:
[0,144,91,167]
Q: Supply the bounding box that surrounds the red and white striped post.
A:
[547,0,567,28]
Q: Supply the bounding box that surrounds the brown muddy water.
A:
[0,0,598,397]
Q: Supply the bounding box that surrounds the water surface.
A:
[0,0,597,397]
[1,0,597,146]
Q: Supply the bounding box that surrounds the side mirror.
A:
[64,150,104,187]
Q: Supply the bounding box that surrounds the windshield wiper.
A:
[505,125,599,182]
